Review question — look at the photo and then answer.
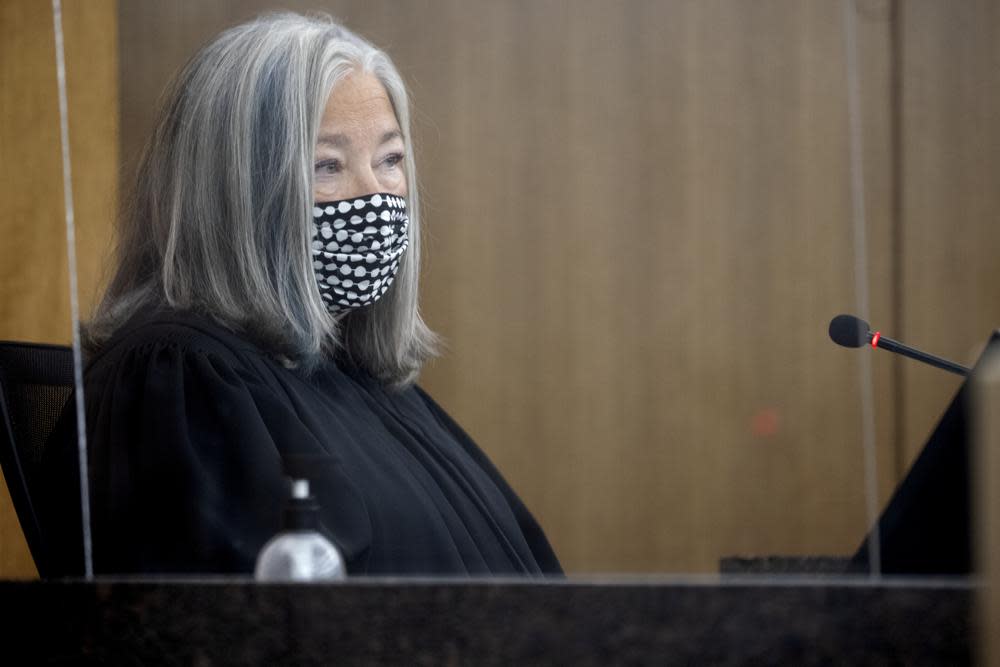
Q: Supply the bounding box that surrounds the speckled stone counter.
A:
[719,556,853,574]
[0,577,973,665]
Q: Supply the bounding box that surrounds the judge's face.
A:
[313,71,407,202]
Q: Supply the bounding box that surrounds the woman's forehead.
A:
[319,71,400,143]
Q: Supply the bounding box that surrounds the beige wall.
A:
[897,0,1000,468]
[1,0,997,577]
[0,0,118,578]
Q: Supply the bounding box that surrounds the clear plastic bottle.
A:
[254,459,346,582]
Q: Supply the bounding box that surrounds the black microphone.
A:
[828,314,970,377]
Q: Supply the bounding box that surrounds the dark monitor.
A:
[851,330,1000,575]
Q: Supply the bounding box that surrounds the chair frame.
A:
[0,340,74,574]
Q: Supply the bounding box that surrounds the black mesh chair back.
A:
[0,341,74,572]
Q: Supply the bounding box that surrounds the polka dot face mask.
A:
[310,193,409,312]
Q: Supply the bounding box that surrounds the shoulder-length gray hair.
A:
[87,13,437,386]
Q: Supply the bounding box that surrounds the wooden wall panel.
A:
[0,0,118,578]
[386,0,897,572]
[113,0,999,574]
[897,0,1000,470]
[1,2,69,346]
[16,0,997,581]
[115,0,898,573]
[0,0,976,576]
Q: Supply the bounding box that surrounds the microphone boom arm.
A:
[870,333,970,377]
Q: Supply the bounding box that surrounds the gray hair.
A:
[87,13,437,386]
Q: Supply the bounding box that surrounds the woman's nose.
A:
[342,166,382,200]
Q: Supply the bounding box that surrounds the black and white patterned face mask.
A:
[310,193,409,313]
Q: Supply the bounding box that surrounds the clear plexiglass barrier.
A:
[6,0,1000,584]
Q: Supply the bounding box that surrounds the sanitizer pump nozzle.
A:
[254,456,346,581]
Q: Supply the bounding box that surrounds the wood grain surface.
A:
[0,0,118,577]
[896,0,1000,469]
[2,0,996,577]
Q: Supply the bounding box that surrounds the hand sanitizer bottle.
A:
[254,457,346,581]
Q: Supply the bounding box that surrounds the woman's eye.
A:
[315,159,341,175]
[382,152,404,169]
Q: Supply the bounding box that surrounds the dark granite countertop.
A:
[0,576,974,665]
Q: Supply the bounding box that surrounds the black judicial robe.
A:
[40,310,561,577]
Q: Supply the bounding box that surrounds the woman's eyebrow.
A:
[379,129,402,145]
[316,130,402,147]
[317,133,348,147]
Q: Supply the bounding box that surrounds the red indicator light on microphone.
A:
[871,332,881,349]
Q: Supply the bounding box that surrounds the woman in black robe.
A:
[41,13,560,578]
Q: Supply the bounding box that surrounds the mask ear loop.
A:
[52,0,93,580]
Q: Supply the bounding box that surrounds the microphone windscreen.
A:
[829,314,870,348]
